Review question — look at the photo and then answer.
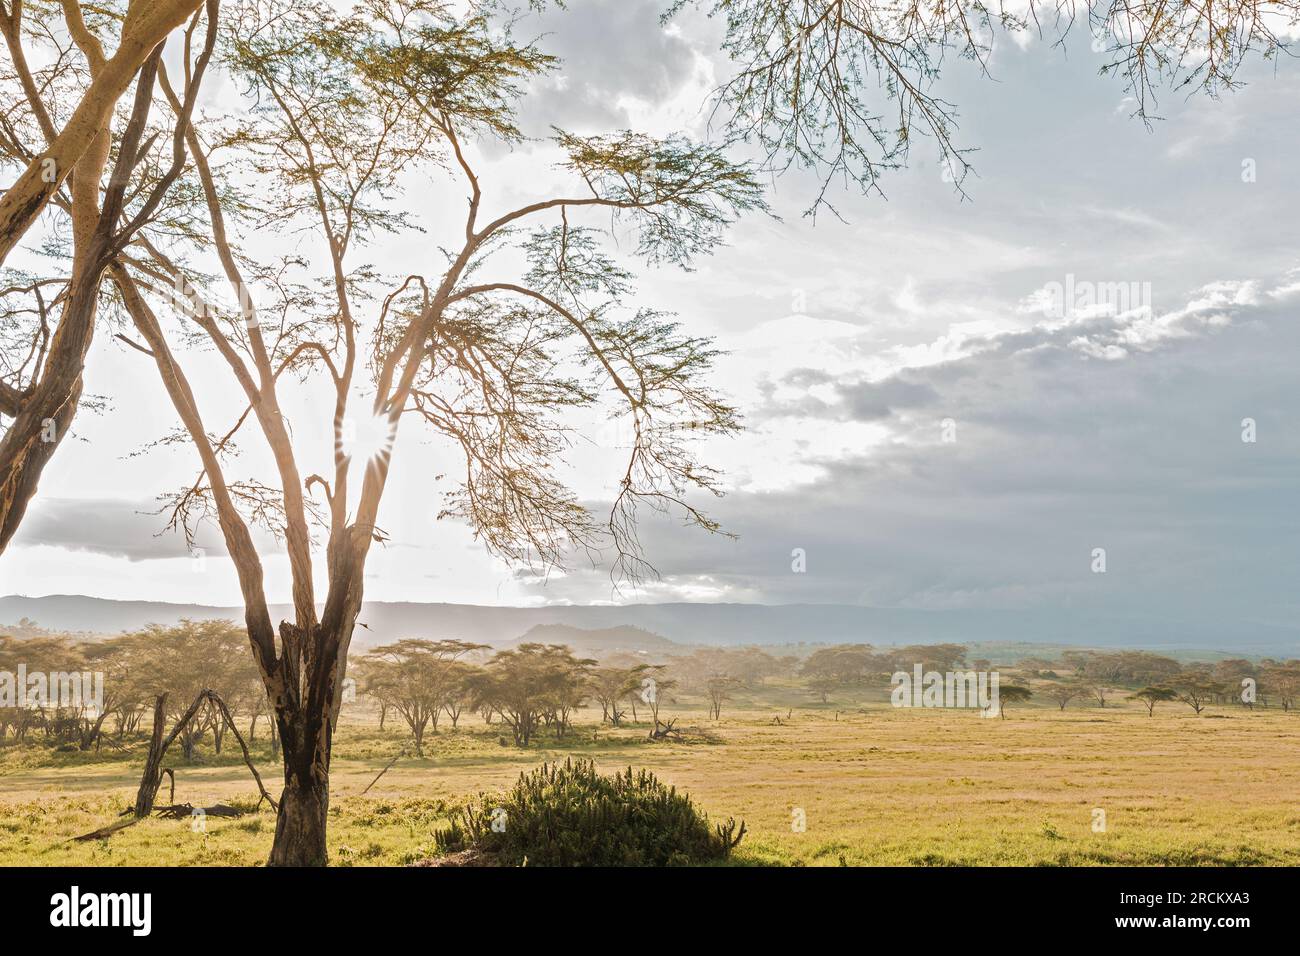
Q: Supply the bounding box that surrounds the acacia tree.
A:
[109,0,762,865]
[0,0,217,550]
[1260,664,1300,711]
[1041,680,1085,711]
[440,660,478,730]
[1129,685,1176,716]
[468,643,594,747]
[799,644,878,701]
[360,639,486,755]
[996,684,1032,718]
[589,664,640,726]
[631,662,677,732]
[1169,672,1225,714]
[705,673,740,720]
[537,645,594,739]
[0,632,82,740]
[130,619,257,760]
[76,633,148,750]
[1085,681,1111,708]
[807,675,837,704]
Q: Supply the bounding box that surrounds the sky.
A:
[2,0,1298,635]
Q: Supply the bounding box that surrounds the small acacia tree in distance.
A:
[705,673,741,720]
[1130,686,1177,716]
[631,662,677,733]
[1260,664,1300,711]
[540,646,593,740]
[1042,681,1085,712]
[1085,681,1111,709]
[110,0,764,865]
[588,664,640,726]
[130,619,257,760]
[1169,673,1226,715]
[996,684,1032,719]
[799,644,876,700]
[440,660,479,730]
[806,675,837,705]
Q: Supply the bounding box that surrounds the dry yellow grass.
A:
[2,693,1297,865]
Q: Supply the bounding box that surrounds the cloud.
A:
[510,0,707,135]
[9,497,279,562]
[756,368,940,421]
[519,283,1300,636]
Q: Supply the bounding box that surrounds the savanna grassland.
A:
[2,683,1297,867]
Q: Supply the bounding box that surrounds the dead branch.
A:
[361,748,408,796]
[204,690,278,810]
[648,718,681,740]
[133,689,277,818]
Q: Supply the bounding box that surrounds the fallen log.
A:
[72,801,249,841]
[648,718,682,740]
[72,817,141,842]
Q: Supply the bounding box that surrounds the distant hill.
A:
[509,623,680,657]
[1,593,1296,656]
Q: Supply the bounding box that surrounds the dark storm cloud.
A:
[10,498,278,562]
[525,293,1300,636]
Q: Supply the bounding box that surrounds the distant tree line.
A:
[792,644,1300,717]
[0,620,264,754]
[5,626,1298,759]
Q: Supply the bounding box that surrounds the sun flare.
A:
[337,413,397,465]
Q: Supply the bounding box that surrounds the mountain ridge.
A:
[2,593,1295,655]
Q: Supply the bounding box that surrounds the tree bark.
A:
[78,706,111,751]
[266,615,347,866]
[133,695,169,817]
[269,773,329,867]
[267,704,332,866]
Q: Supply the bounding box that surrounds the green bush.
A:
[434,758,745,866]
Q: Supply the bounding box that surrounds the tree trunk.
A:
[133,695,168,817]
[78,707,111,750]
[266,620,340,867]
[267,771,329,867]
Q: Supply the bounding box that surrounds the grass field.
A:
[2,685,1297,866]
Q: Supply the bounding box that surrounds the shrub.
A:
[433,758,744,866]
